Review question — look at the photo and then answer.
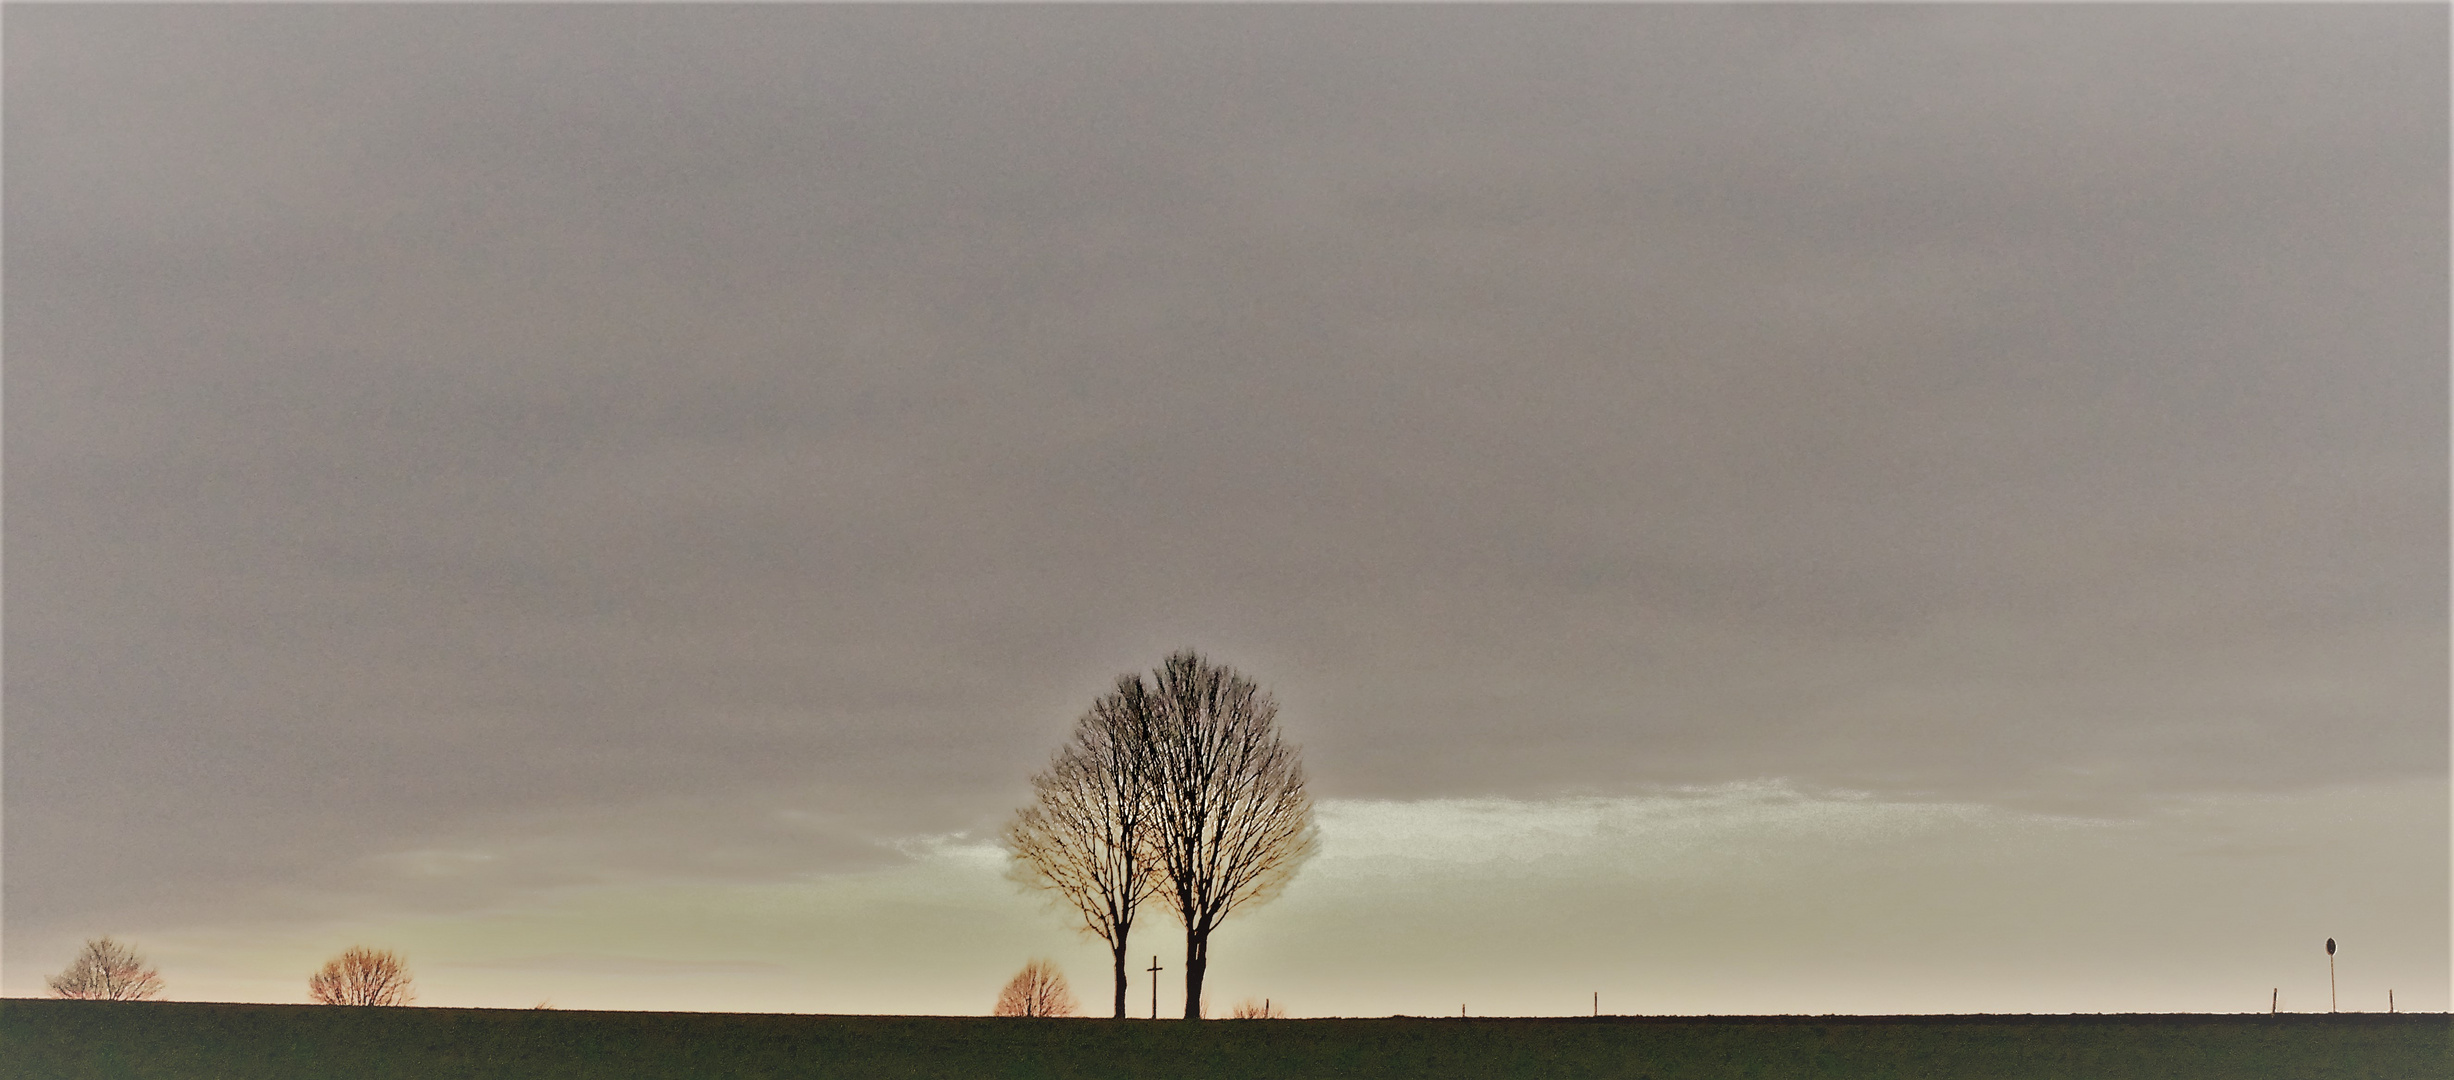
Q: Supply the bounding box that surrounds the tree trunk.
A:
[1109,939,1129,1020]
[1181,930,1208,1020]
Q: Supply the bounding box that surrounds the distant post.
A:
[1147,956,1163,1020]
[1593,991,1598,1018]
[2326,938,2336,1013]
[2270,988,2277,1015]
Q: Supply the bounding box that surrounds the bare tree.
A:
[46,937,164,1001]
[992,958,1079,1017]
[308,947,415,1006]
[1143,651,1317,1019]
[1004,676,1164,1019]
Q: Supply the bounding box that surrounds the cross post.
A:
[1147,956,1163,1020]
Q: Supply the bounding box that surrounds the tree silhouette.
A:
[308,947,415,1006]
[1005,677,1164,1018]
[992,958,1079,1017]
[46,937,164,1001]
[1142,651,1317,1019]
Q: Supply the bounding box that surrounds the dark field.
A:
[2,999,2443,1080]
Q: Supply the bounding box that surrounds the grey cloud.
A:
[435,956,790,977]
[6,6,2442,945]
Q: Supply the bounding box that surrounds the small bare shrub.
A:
[1230,997,1285,1019]
[308,947,415,1006]
[993,958,1078,1017]
[47,937,165,1001]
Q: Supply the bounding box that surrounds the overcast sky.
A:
[6,4,2445,1015]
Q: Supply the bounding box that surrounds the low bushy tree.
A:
[992,958,1078,1017]
[308,946,414,1006]
[46,937,164,1000]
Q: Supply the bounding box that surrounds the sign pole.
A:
[2326,938,2336,1013]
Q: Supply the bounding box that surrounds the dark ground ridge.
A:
[5,998,2444,1080]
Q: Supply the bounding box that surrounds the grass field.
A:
[3,999,2443,1079]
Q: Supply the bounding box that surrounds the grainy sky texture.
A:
[6,5,2446,1015]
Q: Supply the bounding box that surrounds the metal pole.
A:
[2326,938,2337,1013]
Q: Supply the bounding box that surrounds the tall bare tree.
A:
[1004,676,1163,1018]
[1144,650,1317,1020]
[991,958,1079,1017]
[46,937,164,1001]
[308,946,415,1006]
